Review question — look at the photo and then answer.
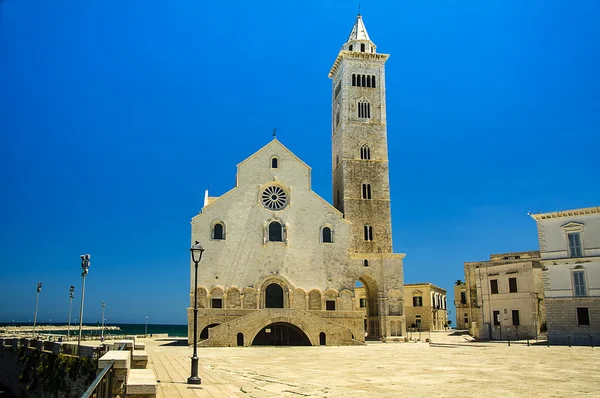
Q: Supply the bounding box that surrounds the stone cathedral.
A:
[187,15,406,346]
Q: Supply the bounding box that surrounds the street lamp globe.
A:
[190,241,205,263]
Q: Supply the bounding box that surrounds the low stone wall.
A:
[0,341,97,398]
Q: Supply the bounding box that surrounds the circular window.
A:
[261,185,288,210]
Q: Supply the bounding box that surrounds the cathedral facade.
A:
[187,15,406,346]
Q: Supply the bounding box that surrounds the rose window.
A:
[261,186,288,210]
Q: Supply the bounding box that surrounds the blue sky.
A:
[1,0,598,325]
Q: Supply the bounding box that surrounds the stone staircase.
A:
[97,338,157,397]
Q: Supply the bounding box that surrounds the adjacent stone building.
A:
[403,283,448,331]
[187,15,407,346]
[530,206,600,344]
[464,251,546,340]
[453,281,469,330]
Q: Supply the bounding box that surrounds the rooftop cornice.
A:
[530,206,600,221]
[329,51,390,78]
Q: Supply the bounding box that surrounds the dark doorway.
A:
[237,332,244,346]
[200,323,220,340]
[265,283,284,308]
[252,322,311,346]
[319,332,326,345]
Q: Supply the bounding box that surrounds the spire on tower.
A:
[347,14,370,42]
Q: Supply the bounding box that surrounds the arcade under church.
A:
[187,14,406,346]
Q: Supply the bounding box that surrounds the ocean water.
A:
[0,322,187,337]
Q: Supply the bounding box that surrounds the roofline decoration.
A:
[530,206,599,221]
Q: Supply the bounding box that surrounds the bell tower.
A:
[330,14,393,254]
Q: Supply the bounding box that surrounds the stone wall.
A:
[546,297,600,345]
[0,342,96,398]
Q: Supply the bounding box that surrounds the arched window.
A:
[364,225,373,241]
[358,100,371,119]
[352,74,356,86]
[349,44,353,51]
[320,332,326,345]
[271,157,278,169]
[363,259,369,267]
[268,221,283,242]
[322,226,333,243]
[366,75,371,88]
[362,184,372,199]
[360,145,371,160]
[372,75,376,88]
[237,333,244,346]
[265,283,284,308]
[212,222,225,240]
[360,43,365,52]
[361,75,366,87]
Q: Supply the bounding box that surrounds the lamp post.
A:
[67,286,74,340]
[145,316,148,336]
[187,241,204,385]
[78,254,91,349]
[101,302,106,340]
[33,282,42,338]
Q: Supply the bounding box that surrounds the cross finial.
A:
[358,2,361,15]
[272,128,277,138]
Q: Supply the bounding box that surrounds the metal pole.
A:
[33,282,42,338]
[67,286,74,340]
[78,254,91,349]
[188,260,201,384]
[101,302,106,340]
[78,273,86,347]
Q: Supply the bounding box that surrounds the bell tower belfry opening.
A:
[329,14,393,254]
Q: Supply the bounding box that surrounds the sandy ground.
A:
[135,331,600,397]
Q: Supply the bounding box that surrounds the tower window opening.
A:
[361,43,365,52]
[358,100,371,119]
[322,226,333,243]
[349,44,353,51]
[360,145,371,160]
[364,225,373,241]
[271,157,278,169]
[363,259,369,267]
[372,75,376,88]
[361,75,366,87]
[367,75,371,87]
[268,221,283,242]
[352,74,356,86]
[361,183,372,199]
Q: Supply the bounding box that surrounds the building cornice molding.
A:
[329,51,390,78]
[530,206,600,221]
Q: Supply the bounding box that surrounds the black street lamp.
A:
[187,240,205,385]
[78,254,91,349]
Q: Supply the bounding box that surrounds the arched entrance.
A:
[237,332,244,346]
[319,332,326,345]
[356,276,380,340]
[252,322,311,346]
[200,323,220,340]
[265,283,284,308]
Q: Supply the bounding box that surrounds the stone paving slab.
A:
[139,332,600,397]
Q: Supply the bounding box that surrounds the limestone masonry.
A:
[187,15,406,346]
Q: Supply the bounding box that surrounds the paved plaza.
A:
[138,332,600,397]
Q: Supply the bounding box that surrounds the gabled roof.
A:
[236,139,311,171]
[347,14,371,42]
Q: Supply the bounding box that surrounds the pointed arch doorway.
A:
[356,276,380,340]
